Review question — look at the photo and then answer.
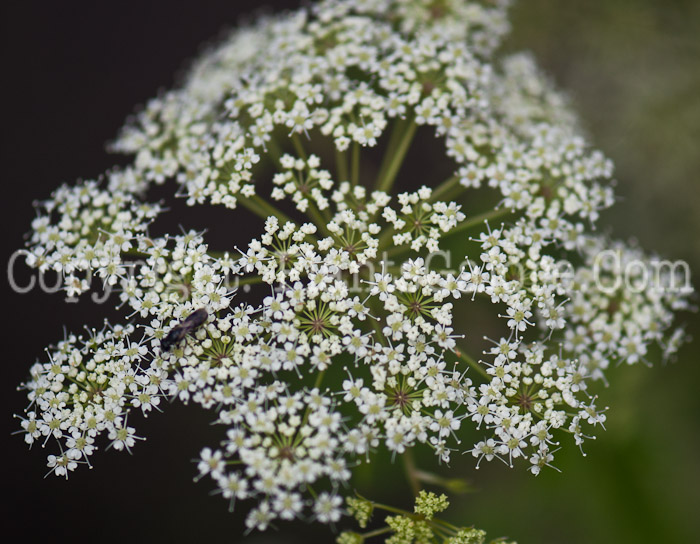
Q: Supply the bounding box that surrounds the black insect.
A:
[161,308,209,352]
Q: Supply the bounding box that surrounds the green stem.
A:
[430,517,461,533]
[402,448,421,497]
[371,502,413,517]
[298,369,327,433]
[237,196,320,246]
[121,249,149,259]
[454,346,489,379]
[291,133,308,161]
[305,201,334,238]
[413,469,475,494]
[351,141,360,186]
[239,194,295,225]
[360,497,463,536]
[375,117,407,184]
[206,250,228,259]
[443,206,513,239]
[236,195,272,221]
[336,147,349,182]
[440,183,469,205]
[234,275,265,287]
[266,136,283,167]
[361,527,393,540]
[428,174,461,202]
[375,117,417,194]
[312,369,327,391]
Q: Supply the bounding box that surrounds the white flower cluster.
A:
[18,0,692,532]
[25,177,161,295]
[20,323,152,477]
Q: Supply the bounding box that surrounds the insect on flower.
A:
[161,308,209,352]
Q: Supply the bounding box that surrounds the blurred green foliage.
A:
[505,0,700,269]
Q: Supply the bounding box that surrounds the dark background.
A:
[2,2,698,543]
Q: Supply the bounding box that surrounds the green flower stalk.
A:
[16,0,693,540]
[340,492,512,544]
